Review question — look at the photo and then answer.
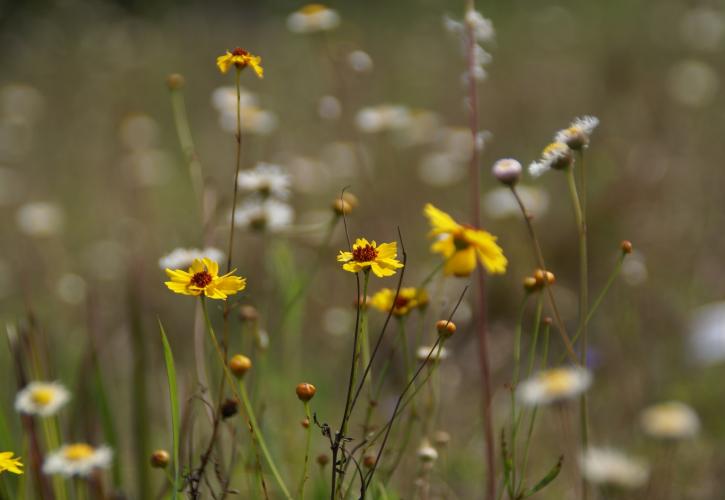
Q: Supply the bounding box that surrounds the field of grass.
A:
[1,0,724,499]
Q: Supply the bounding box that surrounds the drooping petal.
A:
[424,203,461,236]
[430,235,455,258]
[444,247,477,277]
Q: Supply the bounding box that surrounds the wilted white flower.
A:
[417,440,438,463]
[56,274,87,305]
[517,367,592,406]
[528,142,573,177]
[347,50,373,73]
[416,345,450,362]
[16,202,64,237]
[554,116,599,150]
[237,163,291,199]
[318,95,342,120]
[579,447,649,489]
[355,105,411,133]
[287,4,340,34]
[689,302,725,365]
[640,401,700,440]
[43,443,112,477]
[158,247,225,270]
[465,10,495,42]
[483,185,549,220]
[233,198,294,232]
[15,382,70,417]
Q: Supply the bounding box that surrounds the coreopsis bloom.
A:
[337,238,404,277]
[158,247,225,270]
[639,401,700,440]
[237,163,291,199]
[43,443,112,478]
[369,287,428,316]
[165,258,246,300]
[233,198,293,233]
[423,203,507,277]
[528,141,573,177]
[15,381,70,417]
[517,367,592,406]
[579,448,649,490]
[554,116,600,150]
[0,452,23,475]
[216,48,264,78]
[287,4,340,33]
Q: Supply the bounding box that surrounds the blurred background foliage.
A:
[1,0,724,498]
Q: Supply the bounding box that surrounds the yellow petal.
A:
[189,259,204,273]
[444,248,477,277]
[424,203,461,236]
[203,258,219,277]
[370,262,395,277]
[375,242,397,259]
[165,269,191,282]
[430,235,455,258]
[337,251,353,263]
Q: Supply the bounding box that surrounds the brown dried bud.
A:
[220,398,239,419]
[229,354,252,378]
[621,240,633,254]
[239,304,259,322]
[435,320,456,338]
[296,383,317,402]
[363,455,376,468]
[317,454,330,466]
[166,73,185,90]
[543,317,553,326]
[150,449,170,468]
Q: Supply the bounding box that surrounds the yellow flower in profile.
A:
[165,258,246,300]
[337,238,403,278]
[423,203,507,277]
[0,452,22,475]
[216,48,264,78]
[370,287,428,316]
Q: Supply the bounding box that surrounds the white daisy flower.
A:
[16,202,64,237]
[233,198,294,233]
[355,105,411,134]
[517,367,592,406]
[554,116,600,150]
[579,447,649,489]
[528,141,573,177]
[287,4,340,34]
[43,443,112,478]
[416,345,450,362]
[15,382,71,417]
[237,163,291,199]
[347,50,373,73]
[158,247,225,270]
[640,401,700,440]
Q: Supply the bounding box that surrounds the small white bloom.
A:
[318,95,342,120]
[492,158,522,185]
[15,382,71,417]
[517,367,592,406]
[233,198,294,233]
[640,401,700,440]
[554,116,599,150]
[528,142,572,177]
[355,105,411,134]
[56,274,87,305]
[579,447,649,489]
[237,163,291,199]
[417,441,438,463]
[465,10,495,42]
[220,106,278,135]
[689,302,725,365]
[443,15,464,35]
[16,202,64,237]
[158,247,225,270]
[416,345,450,362]
[287,4,340,34]
[43,443,112,478]
[347,50,373,73]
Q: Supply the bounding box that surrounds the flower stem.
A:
[297,401,313,500]
[226,68,244,274]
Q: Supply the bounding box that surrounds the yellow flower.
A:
[423,203,507,277]
[216,48,264,78]
[370,287,428,316]
[0,451,23,475]
[337,238,403,278]
[165,258,246,300]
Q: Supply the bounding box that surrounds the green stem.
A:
[200,298,292,499]
[566,163,589,500]
[342,270,370,438]
[226,68,243,274]
[169,84,204,213]
[297,402,313,500]
[509,296,529,498]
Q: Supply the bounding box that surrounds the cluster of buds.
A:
[435,319,457,338]
[523,269,556,293]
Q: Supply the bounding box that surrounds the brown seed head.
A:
[150,449,170,468]
[166,73,185,90]
[229,354,252,378]
[296,383,317,402]
[621,240,633,254]
[317,454,330,466]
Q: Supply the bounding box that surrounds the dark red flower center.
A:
[191,271,213,288]
[394,296,411,309]
[352,244,378,262]
[231,47,249,56]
